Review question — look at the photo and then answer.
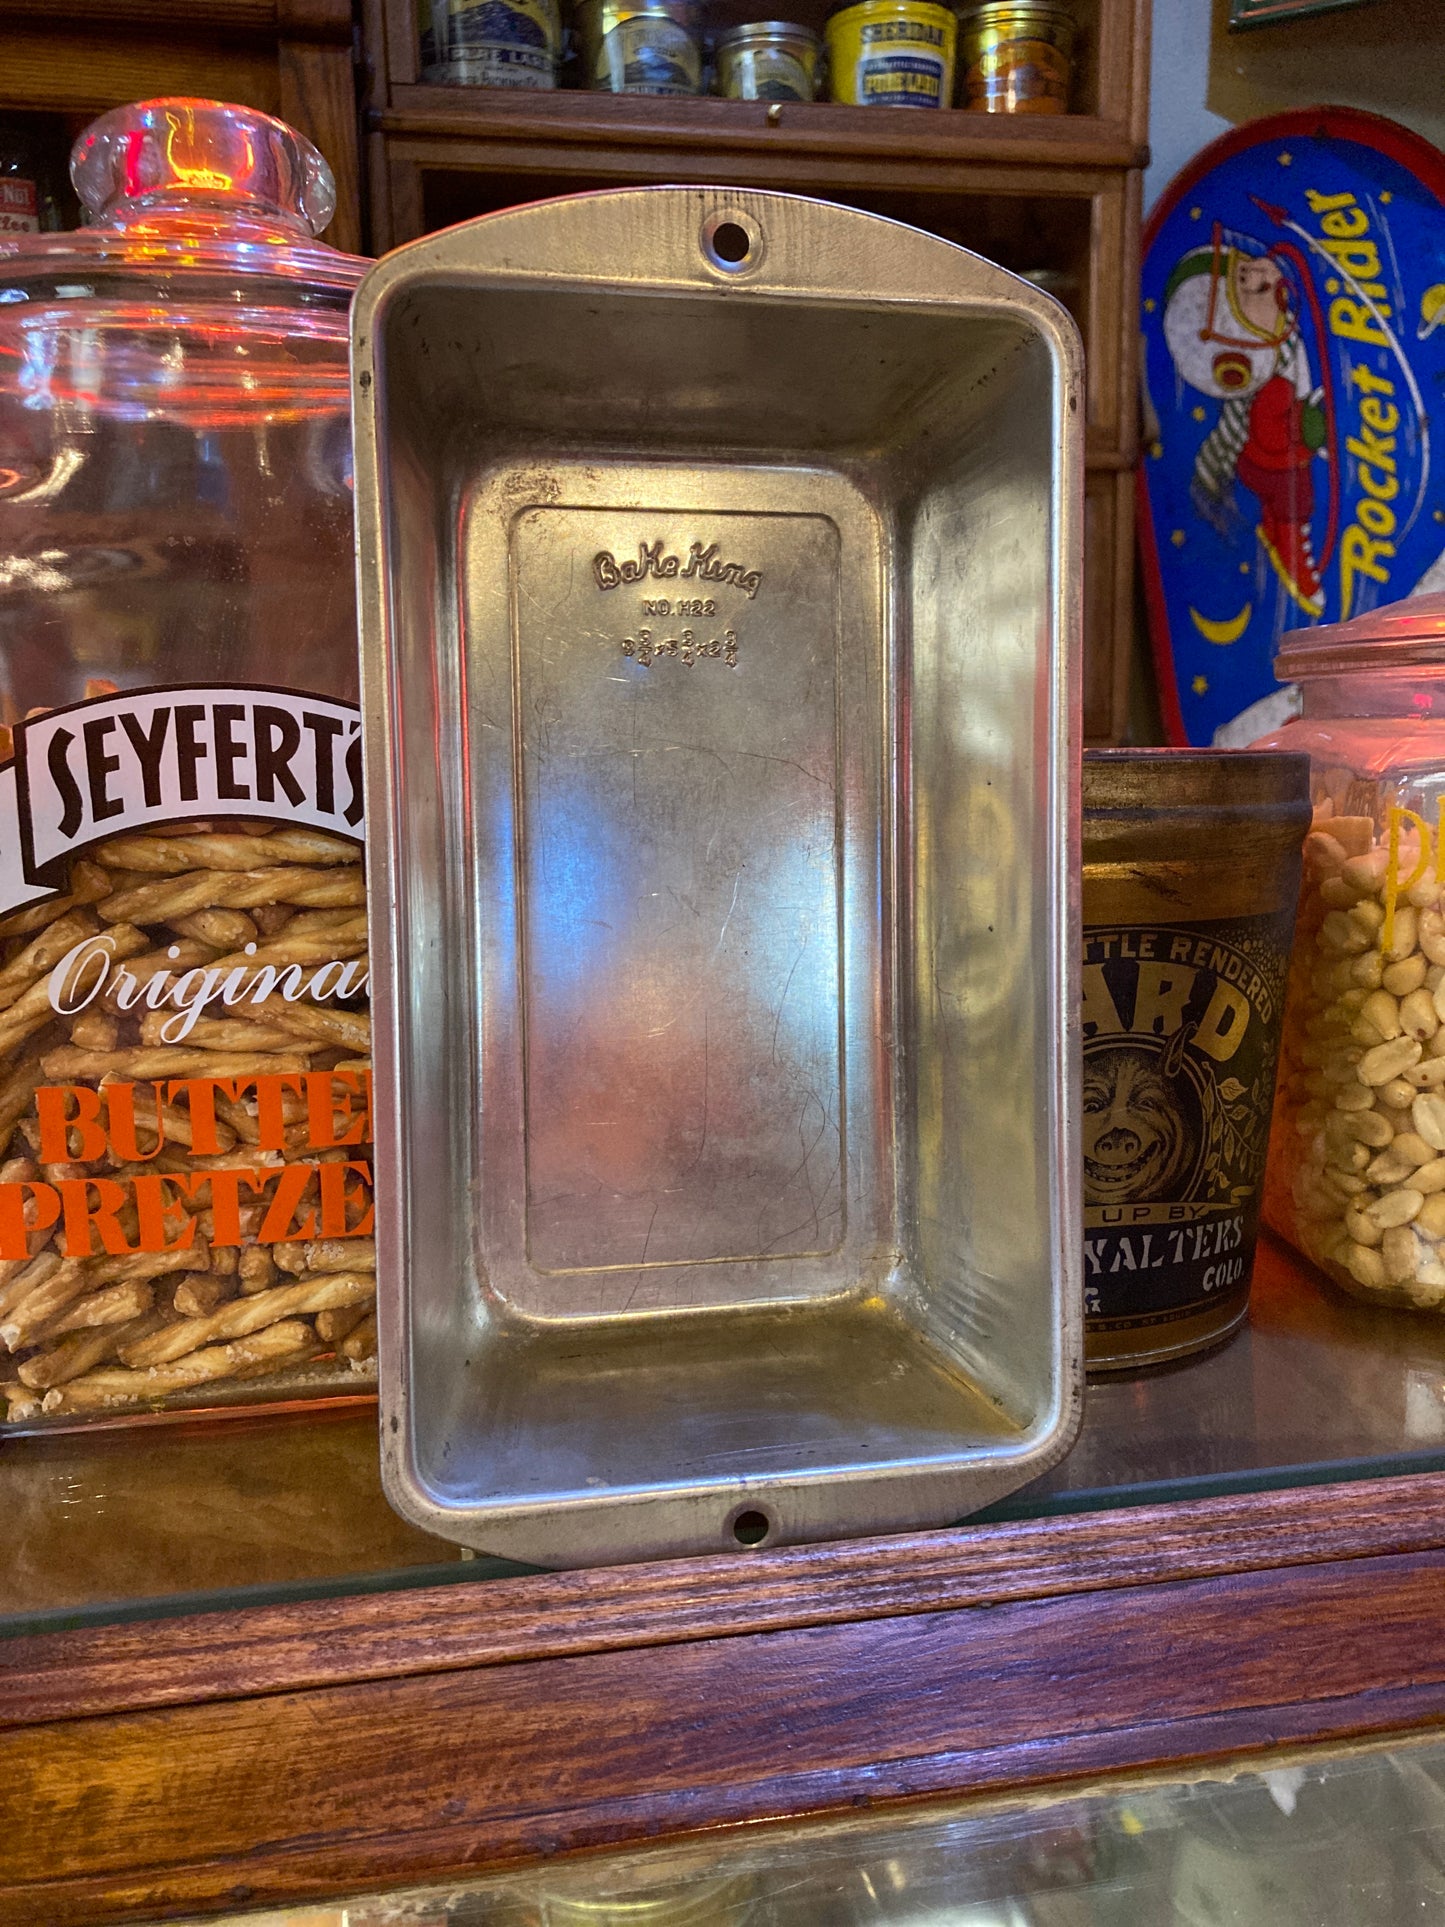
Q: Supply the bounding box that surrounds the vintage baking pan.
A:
[353,188,1083,1567]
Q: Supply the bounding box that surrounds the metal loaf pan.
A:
[353,188,1083,1568]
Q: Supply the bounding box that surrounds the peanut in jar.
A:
[1257,591,1445,1313]
[1265,800,1445,1309]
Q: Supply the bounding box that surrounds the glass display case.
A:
[151,1733,1445,1925]
[5,1228,1445,1926]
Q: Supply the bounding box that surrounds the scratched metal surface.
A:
[353,188,1084,1566]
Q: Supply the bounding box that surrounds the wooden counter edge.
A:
[3,1543,1445,1924]
[4,1468,1444,1728]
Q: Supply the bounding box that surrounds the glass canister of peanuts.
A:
[0,100,377,1427]
[1257,592,1445,1311]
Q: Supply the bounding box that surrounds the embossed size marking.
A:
[621,626,738,667]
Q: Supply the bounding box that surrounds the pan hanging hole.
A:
[731,1506,772,1547]
[702,214,759,275]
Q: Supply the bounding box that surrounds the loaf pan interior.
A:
[356,191,1080,1565]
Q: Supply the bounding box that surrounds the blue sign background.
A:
[1140,108,1445,744]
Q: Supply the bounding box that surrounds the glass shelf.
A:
[989,1232,1445,1520]
[155,1729,1445,1924]
[4,1232,1445,1634]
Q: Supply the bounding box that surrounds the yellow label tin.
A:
[825,0,957,107]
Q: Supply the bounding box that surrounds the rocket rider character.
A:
[1162,228,1329,617]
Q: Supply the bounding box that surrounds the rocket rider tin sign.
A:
[1139,107,1445,747]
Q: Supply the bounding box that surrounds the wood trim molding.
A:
[279,37,364,253]
[0,0,353,41]
[7,1471,1445,1728]
[5,1545,1445,1925]
[377,89,1148,171]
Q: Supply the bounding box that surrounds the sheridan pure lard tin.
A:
[1082,750,1310,1372]
[578,0,703,93]
[353,188,1084,1566]
[717,21,821,100]
[826,0,957,106]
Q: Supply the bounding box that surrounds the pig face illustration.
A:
[1082,1045,1197,1205]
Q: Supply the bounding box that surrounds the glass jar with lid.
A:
[0,98,375,1425]
[1259,592,1445,1310]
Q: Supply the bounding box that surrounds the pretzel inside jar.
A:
[0,726,376,1424]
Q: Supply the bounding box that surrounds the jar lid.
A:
[717,18,820,47]
[827,0,955,21]
[1083,747,1312,811]
[1275,591,1445,679]
[0,97,366,292]
[955,1,1075,26]
[0,99,364,425]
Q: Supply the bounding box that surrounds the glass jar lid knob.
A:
[70,97,336,239]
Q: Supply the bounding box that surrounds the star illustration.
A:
[1150,441,1164,458]
[1144,296,1156,312]
[1171,529,1186,548]
[1278,152,1292,166]
[1240,561,1251,574]
[1190,206,1202,221]
[1192,675,1209,696]
[1192,406,1206,422]
[1382,191,1393,203]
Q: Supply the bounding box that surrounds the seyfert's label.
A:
[0,684,374,1400]
[1082,915,1292,1330]
[11,685,363,896]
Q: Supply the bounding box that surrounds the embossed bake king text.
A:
[593,539,763,599]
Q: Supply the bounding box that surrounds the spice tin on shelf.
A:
[956,0,1075,113]
[826,0,957,106]
[417,0,562,87]
[577,0,703,93]
[716,20,821,100]
[352,187,1084,1566]
[1082,750,1311,1372]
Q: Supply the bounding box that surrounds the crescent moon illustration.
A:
[1190,602,1253,645]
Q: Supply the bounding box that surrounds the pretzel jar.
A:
[1257,593,1445,1313]
[0,100,376,1426]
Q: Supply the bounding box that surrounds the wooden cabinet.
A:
[0,0,364,254]
[0,0,1148,729]
[361,0,1149,740]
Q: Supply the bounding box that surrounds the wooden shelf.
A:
[3,1237,1441,1636]
[379,87,1148,179]
[0,0,347,36]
